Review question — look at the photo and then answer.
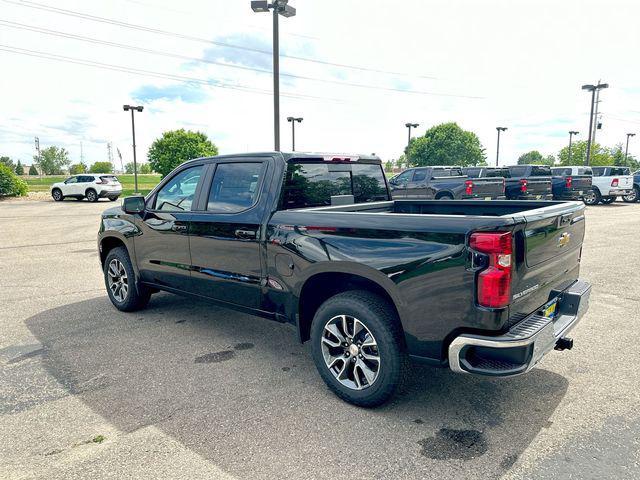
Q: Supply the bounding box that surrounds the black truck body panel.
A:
[505,165,553,200]
[551,167,593,200]
[99,152,587,365]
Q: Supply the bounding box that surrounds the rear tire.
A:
[109,196,119,202]
[86,189,98,202]
[310,290,408,407]
[600,196,615,204]
[623,187,639,203]
[51,189,63,201]
[583,189,600,205]
[103,246,151,312]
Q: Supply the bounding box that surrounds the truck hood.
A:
[101,206,124,218]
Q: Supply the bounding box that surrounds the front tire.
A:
[51,189,63,201]
[86,189,98,202]
[310,290,407,407]
[623,187,639,203]
[103,246,151,312]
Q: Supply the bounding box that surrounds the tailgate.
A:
[570,175,592,191]
[617,176,633,189]
[510,202,585,315]
[470,177,504,197]
[525,177,552,196]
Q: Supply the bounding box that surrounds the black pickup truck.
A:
[389,166,504,200]
[551,166,593,200]
[505,165,554,200]
[98,152,591,407]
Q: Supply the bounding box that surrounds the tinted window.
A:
[432,168,463,177]
[154,165,202,211]
[65,176,78,184]
[463,168,481,178]
[578,168,593,175]
[591,167,605,177]
[207,163,264,213]
[79,175,95,183]
[412,169,427,181]
[282,162,388,209]
[394,169,414,183]
[508,166,527,177]
[485,168,509,178]
[531,166,551,176]
[552,168,572,176]
[610,167,630,176]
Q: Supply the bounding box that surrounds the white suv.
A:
[51,174,122,202]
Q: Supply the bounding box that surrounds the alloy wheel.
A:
[107,258,129,302]
[583,191,597,205]
[52,191,61,201]
[321,314,380,390]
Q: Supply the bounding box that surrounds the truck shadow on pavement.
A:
[24,293,569,480]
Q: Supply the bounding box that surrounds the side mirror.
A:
[123,195,145,214]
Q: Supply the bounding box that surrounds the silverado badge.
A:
[558,232,571,247]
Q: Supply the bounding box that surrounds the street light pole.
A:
[568,131,579,163]
[581,82,609,166]
[496,127,507,166]
[251,0,296,151]
[625,133,636,161]
[287,116,303,151]
[123,104,144,194]
[405,122,419,153]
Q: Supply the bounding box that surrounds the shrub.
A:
[89,161,113,173]
[15,161,24,175]
[29,164,39,175]
[0,163,28,197]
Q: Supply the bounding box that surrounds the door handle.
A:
[235,229,257,239]
[172,224,188,233]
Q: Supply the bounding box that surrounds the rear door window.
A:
[531,166,551,176]
[591,167,605,177]
[552,168,572,176]
[206,162,265,213]
[412,169,427,181]
[464,168,480,178]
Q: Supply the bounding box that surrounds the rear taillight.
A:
[565,176,572,188]
[470,232,513,308]
[465,180,473,196]
[611,178,619,187]
[519,179,528,193]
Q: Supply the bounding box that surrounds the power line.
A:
[4,0,438,79]
[0,44,343,103]
[0,20,483,99]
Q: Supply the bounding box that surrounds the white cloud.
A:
[1,0,640,168]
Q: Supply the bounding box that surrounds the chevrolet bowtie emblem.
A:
[558,232,571,247]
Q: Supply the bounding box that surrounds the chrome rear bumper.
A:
[448,280,591,376]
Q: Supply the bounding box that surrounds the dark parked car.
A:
[98,152,591,407]
[505,165,553,200]
[551,166,593,200]
[622,170,640,203]
[389,166,504,200]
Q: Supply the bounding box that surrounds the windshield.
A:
[282,162,389,209]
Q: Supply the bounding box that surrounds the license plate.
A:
[544,301,558,319]
[484,197,491,201]
[579,191,583,195]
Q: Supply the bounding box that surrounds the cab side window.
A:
[154,165,203,212]
[207,163,264,213]
[65,176,78,184]
[394,170,414,184]
[412,169,427,182]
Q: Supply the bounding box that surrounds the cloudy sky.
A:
[1,0,640,168]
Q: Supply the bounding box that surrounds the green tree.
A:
[0,156,15,171]
[15,160,24,175]
[0,163,27,197]
[139,163,153,174]
[29,164,39,175]
[517,150,544,164]
[147,129,218,177]
[124,162,135,174]
[37,146,70,175]
[69,163,87,174]
[407,122,486,167]
[89,161,113,173]
[384,160,393,173]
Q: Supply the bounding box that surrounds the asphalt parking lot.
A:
[1,198,639,480]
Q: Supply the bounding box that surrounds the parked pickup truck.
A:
[505,165,554,200]
[550,166,593,201]
[98,152,591,407]
[389,166,504,200]
[623,170,640,203]
[461,166,507,199]
[584,166,635,205]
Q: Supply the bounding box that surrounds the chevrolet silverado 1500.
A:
[98,152,591,406]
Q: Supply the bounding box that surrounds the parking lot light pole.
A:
[123,105,144,194]
[625,133,636,161]
[581,82,609,166]
[251,0,296,151]
[568,131,579,163]
[286,116,303,151]
[495,127,507,166]
[405,123,419,163]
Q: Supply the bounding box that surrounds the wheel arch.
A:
[295,266,406,343]
[85,187,97,196]
[435,190,455,199]
[99,234,133,267]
